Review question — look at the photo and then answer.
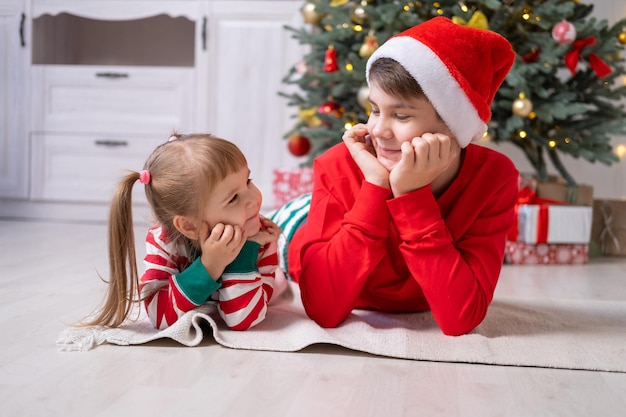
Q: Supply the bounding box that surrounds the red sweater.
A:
[288,143,518,335]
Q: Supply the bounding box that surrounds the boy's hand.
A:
[342,124,390,189]
[389,133,459,196]
[247,216,280,246]
[199,222,247,279]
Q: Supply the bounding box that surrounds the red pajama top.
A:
[288,143,518,335]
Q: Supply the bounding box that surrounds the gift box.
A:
[272,167,314,208]
[504,241,589,265]
[536,180,594,206]
[516,204,592,244]
[590,199,626,256]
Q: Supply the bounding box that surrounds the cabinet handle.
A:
[202,17,207,51]
[95,139,128,147]
[95,72,129,79]
[20,13,26,47]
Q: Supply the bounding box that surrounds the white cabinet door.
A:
[0,0,28,198]
[206,1,304,206]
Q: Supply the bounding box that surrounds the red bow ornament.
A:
[564,36,612,78]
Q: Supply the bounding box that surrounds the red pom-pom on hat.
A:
[366,17,515,148]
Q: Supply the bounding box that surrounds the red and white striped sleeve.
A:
[140,225,220,329]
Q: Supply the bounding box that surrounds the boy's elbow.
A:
[302,302,346,328]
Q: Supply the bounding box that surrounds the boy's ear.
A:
[172,215,200,240]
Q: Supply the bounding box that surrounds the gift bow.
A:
[599,201,622,254]
[508,187,564,243]
[564,36,612,78]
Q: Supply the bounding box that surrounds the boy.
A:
[286,17,518,336]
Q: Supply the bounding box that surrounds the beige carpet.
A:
[57,270,626,373]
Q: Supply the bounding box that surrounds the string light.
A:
[345,63,354,71]
[519,130,528,139]
[616,144,626,159]
[548,140,557,148]
[354,25,363,32]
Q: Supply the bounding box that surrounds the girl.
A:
[85,133,279,331]
[283,17,519,336]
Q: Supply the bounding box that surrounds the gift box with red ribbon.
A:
[508,184,592,244]
[516,204,592,244]
[504,241,589,265]
[272,167,314,208]
[505,178,592,264]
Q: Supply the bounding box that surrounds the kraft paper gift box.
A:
[272,167,314,208]
[590,199,626,256]
[536,180,594,206]
[504,241,589,265]
[516,204,593,244]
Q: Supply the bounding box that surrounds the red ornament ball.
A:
[317,100,343,117]
[521,47,540,63]
[288,133,311,157]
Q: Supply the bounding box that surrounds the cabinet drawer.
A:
[31,133,164,203]
[31,66,195,133]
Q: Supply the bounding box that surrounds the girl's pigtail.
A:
[80,172,141,327]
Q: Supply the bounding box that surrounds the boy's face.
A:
[366,81,454,171]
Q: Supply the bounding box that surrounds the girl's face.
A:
[202,166,263,237]
[366,81,454,171]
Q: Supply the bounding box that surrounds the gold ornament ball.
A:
[302,2,323,25]
[512,98,533,117]
[618,31,626,45]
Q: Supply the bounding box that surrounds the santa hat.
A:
[365,17,515,148]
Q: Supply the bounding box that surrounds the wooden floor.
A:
[1,219,625,417]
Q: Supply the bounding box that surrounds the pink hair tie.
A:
[139,170,151,184]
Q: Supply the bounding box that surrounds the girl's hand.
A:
[342,124,389,189]
[199,222,247,279]
[389,133,459,196]
[247,216,280,246]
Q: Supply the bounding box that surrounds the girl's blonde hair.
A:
[83,133,247,327]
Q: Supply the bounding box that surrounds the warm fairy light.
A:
[342,23,350,29]
[535,16,541,22]
[437,9,444,15]
[354,25,363,32]
[344,121,355,130]
[529,111,537,119]
[548,140,557,148]
[404,5,410,11]
[518,92,526,99]
[519,130,527,139]
[433,2,440,7]
[564,137,571,144]
[460,4,469,12]
[616,144,626,159]
[345,63,354,71]
[522,13,531,20]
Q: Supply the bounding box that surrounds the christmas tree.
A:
[280,0,626,184]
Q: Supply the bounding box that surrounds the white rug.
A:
[57,270,626,373]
